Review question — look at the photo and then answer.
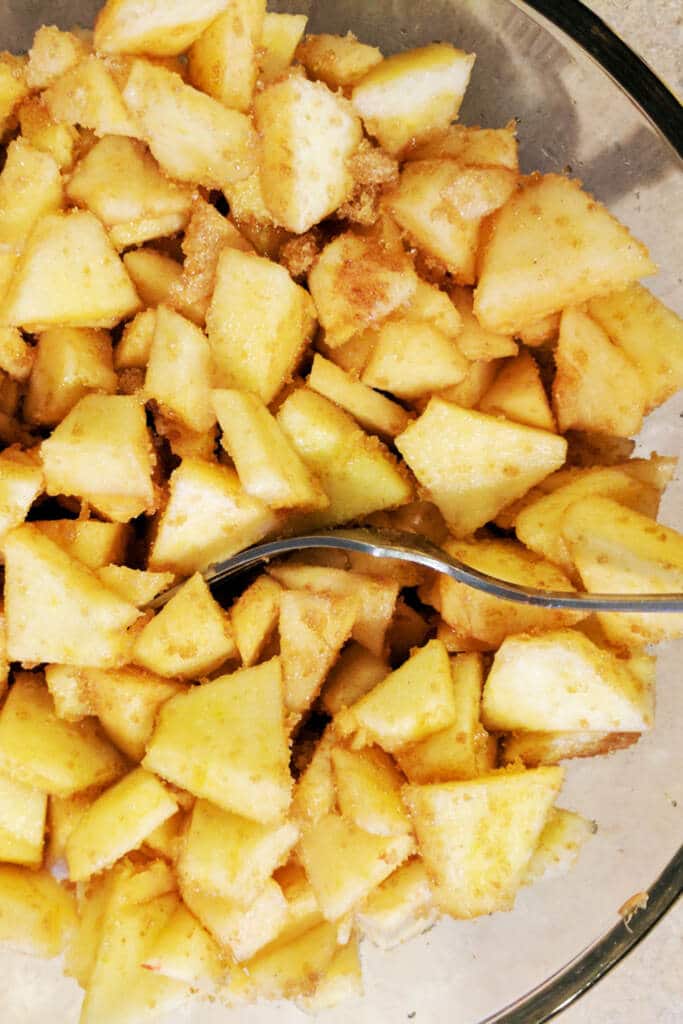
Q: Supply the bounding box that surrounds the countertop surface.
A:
[558,12,681,1024]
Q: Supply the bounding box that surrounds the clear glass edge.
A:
[476,2,683,1021]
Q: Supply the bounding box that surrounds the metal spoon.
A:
[160,526,683,613]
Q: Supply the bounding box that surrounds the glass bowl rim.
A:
[481,2,682,1020]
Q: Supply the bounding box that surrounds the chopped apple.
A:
[395,398,566,537]
[0,672,126,796]
[255,76,362,233]
[65,768,178,881]
[481,629,654,732]
[5,526,140,668]
[3,210,141,331]
[404,767,563,917]
[335,639,455,753]
[206,247,316,403]
[352,43,475,155]
[474,174,656,334]
[178,798,298,907]
[148,458,277,576]
[144,658,292,823]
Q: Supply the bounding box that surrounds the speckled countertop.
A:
[560,10,682,1023]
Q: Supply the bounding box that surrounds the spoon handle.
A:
[194,527,683,614]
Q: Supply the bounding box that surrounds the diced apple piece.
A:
[228,919,338,1001]
[0,454,43,555]
[66,859,176,989]
[290,727,337,828]
[331,745,411,837]
[144,306,214,433]
[0,326,34,382]
[259,12,308,84]
[297,32,382,89]
[0,865,76,956]
[213,389,327,511]
[0,673,126,795]
[271,861,325,948]
[320,643,389,717]
[44,664,93,722]
[0,56,29,136]
[0,138,63,269]
[449,286,517,360]
[335,639,455,753]
[148,458,277,576]
[362,318,468,399]
[501,729,640,766]
[47,792,101,868]
[182,876,288,963]
[115,310,155,370]
[277,389,413,529]
[515,465,660,575]
[308,230,417,347]
[121,61,257,189]
[474,174,656,334]
[588,283,683,411]
[404,767,563,917]
[167,197,253,319]
[296,932,363,1012]
[479,350,556,431]
[24,327,117,427]
[67,136,192,230]
[133,573,236,680]
[387,161,516,282]
[230,574,281,668]
[408,123,519,170]
[16,96,78,171]
[188,0,265,112]
[43,55,140,138]
[95,566,173,607]
[143,810,185,861]
[95,0,232,55]
[269,563,399,656]
[26,25,88,88]
[178,798,298,907]
[81,884,187,1024]
[553,307,646,437]
[5,527,140,668]
[523,807,594,886]
[561,497,683,647]
[2,210,141,331]
[207,248,316,403]
[352,43,474,156]
[396,398,566,537]
[298,811,414,921]
[438,357,502,409]
[66,768,178,881]
[141,902,225,990]
[0,770,47,867]
[396,654,493,784]
[144,659,292,823]
[356,858,438,949]
[255,76,362,233]
[481,629,654,732]
[41,394,156,523]
[33,519,130,570]
[84,667,185,761]
[308,354,410,438]
[429,538,584,650]
[279,590,358,715]
[517,311,561,348]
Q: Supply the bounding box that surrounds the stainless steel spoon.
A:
[153,526,683,613]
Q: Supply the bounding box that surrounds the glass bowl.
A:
[1,1,681,1022]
